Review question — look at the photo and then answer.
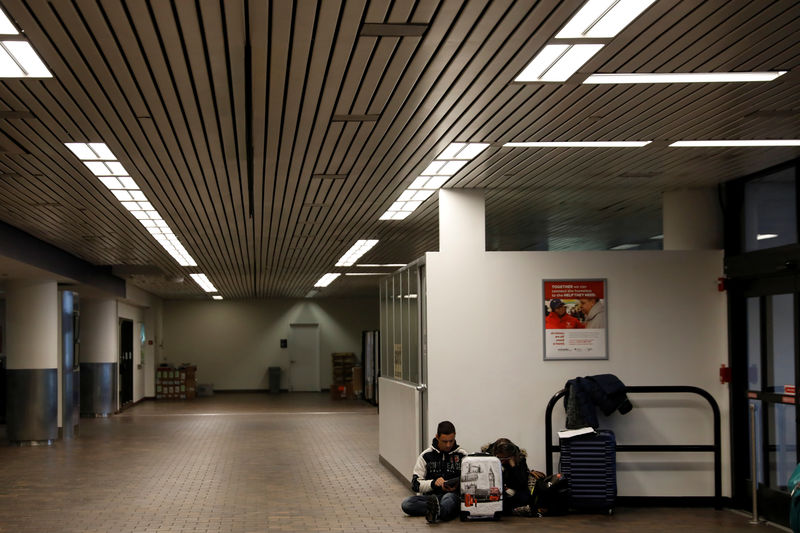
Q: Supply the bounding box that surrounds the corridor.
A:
[0,393,781,532]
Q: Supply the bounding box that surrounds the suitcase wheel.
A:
[460,511,469,522]
[493,511,503,521]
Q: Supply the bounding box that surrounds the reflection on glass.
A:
[768,402,796,491]
[744,167,796,251]
[379,265,423,385]
[747,297,761,390]
[768,294,795,391]
[393,272,404,380]
[749,400,764,485]
[379,281,389,378]
[408,267,419,384]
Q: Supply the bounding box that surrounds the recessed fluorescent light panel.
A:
[0,7,19,34]
[380,142,489,220]
[212,295,223,300]
[336,240,378,267]
[757,234,778,240]
[190,273,218,292]
[504,141,650,148]
[610,243,639,250]
[65,142,197,267]
[584,72,787,84]
[0,41,51,77]
[357,263,407,267]
[670,140,800,147]
[0,8,52,78]
[515,44,603,82]
[314,273,341,288]
[556,0,657,39]
[344,272,387,276]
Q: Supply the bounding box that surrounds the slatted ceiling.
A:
[0,1,798,297]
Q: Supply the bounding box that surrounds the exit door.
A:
[119,319,134,408]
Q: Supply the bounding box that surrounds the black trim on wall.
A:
[0,221,125,297]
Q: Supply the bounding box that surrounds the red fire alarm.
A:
[717,277,727,292]
[720,364,731,384]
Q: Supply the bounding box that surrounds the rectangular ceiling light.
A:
[505,141,650,147]
[65,142,197,267]
[380,142,489,221]
[585,72,787,84]
[670,140,800,147]
[190,273,218,292]
[344,272,387,276]
[335,239,379,267]
[314,273,341,288]
[556,0,657,39]
[211,295,223,300]
[84,161,127,176]
[0,8,19,34]
[436,142,490,160]
[357,263,407,267]
[515,44,603,82]
[0,41,51,77]
[757,233,778,240]
[66,142,116,160]
[610,243,639,250]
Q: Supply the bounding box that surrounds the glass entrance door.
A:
[736,279,799,525]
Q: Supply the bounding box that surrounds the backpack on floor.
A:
[529,472,569,517]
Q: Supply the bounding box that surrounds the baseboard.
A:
[379,455,411,487]
[617,496,731,508]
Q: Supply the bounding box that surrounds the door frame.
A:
[289,323,320,392]
[729,270,800,525]
[118,318,134,410]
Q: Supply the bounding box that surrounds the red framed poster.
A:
[543,279,607,360]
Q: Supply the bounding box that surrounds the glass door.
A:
[734,278,799,525]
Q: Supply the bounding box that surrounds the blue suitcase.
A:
[559,429,616,514]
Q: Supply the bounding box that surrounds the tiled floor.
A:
[0,393,784,532]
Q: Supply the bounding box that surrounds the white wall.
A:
[378,377,422,483]
[425,250,728,497]
[162,298,377,390]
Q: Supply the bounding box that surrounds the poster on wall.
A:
[543,279,607,360]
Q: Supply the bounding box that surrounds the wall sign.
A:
[543,279,608,360]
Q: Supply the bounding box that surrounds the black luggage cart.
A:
[544,385,722,509]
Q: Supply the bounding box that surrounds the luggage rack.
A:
[544,385,721,509]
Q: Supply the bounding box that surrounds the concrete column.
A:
[79,298,117,416]
[439,189,486,254]
[5,279,58,444]
[662,188,723,250]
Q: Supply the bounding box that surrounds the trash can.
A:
[268,367,281,394]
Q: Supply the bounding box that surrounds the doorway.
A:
[119,319,134,408]
[730,276,798,525]
[289,324,319,391]
[724,158,800,526]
